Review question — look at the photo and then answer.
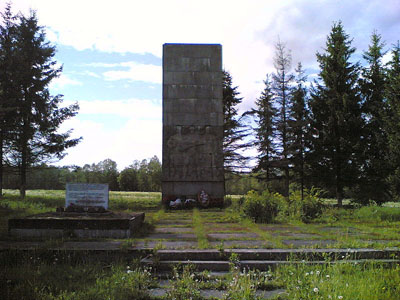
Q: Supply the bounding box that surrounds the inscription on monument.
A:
[66,183,109,209]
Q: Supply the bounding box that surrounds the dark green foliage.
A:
[0,3,18,197]
[222,70,250,173]
[272,41,295,197]
[2,156,162,192]
[242,190,280,223]
[309,21,363,206]
[118,167,138,191]
[352,32,391,204]
[249,74,278,182]
[0,6,81,198]
[290,189,325,222]
[290,63,311,200]
[384,43,400,201]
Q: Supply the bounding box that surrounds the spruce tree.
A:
[0,3,19,197]
[222,70,250,173]
[385,42,400,200]
[272,40,294,198]
[250,74,278,183]
[309,21,363,206]
[290,62,310,200]
[357,32,390,204]
[4,9,81,198]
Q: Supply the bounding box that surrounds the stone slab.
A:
[282,239,337,247]
[210,240,271,248]
[145,233,197,240]
[134,240,198,249]
[208,232,260,239]
[155,227,194,233]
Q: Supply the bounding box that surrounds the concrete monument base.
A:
[8,211,145,239]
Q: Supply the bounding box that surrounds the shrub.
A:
[289,188,325,222]
[242,190,282,223]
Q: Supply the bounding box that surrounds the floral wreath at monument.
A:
[198,190,210,208]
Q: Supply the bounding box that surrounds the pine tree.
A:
[290,62,310,200]
[222,70,250,173]
[4,9,81,198]
[250,74,278,182]
[385,42,400,200]
[309,21,363,206]
[272,40,294,198]
[357,31,390,204]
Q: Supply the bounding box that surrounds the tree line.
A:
[2,156,162,192]
[223,22,400,205]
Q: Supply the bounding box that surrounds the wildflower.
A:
[127,270,132,274]
[328,295,332,299]
[338,296,343,299]
[316,270,320,275]
[310,271,314,275]
[305,272,310,276]
[313,287,319,293]
[326,275,330,278]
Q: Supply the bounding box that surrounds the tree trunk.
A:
[300,150,304,201]
[20,133,27,199]
[335,153,343,207]
[20,157,26,199]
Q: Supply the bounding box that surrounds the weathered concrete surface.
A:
[8,212,145,238]
[162,44,224,206]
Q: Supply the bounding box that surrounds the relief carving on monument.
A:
[164,125,223,181]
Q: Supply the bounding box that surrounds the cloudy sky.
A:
[3,0,400,169]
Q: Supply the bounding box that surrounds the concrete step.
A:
[143,257,400,272]
[152,248,400,261]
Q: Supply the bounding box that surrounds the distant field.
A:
[2,189,161,211]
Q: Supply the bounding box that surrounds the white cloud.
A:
[68,98,161,119]
[58,98,162,169]
[50,74,82,89]
[103,62,161,84]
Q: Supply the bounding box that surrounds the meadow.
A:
[1,189,400,299]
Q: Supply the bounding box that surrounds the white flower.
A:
[326,275,330,278]
[306,272,310,276]
[338,296,343,299]
[328,295,332,299]
[316,271,320,275]
[313,287,319,293]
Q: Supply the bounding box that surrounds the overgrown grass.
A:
[193,208,209,249]
[277,261,400,300]
[1,250,400,300]
[1,261,157,300]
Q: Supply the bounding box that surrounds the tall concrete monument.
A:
[162,44,224,207]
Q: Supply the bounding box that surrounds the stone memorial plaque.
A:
[162,44,224,206]
[66,183,109,209]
